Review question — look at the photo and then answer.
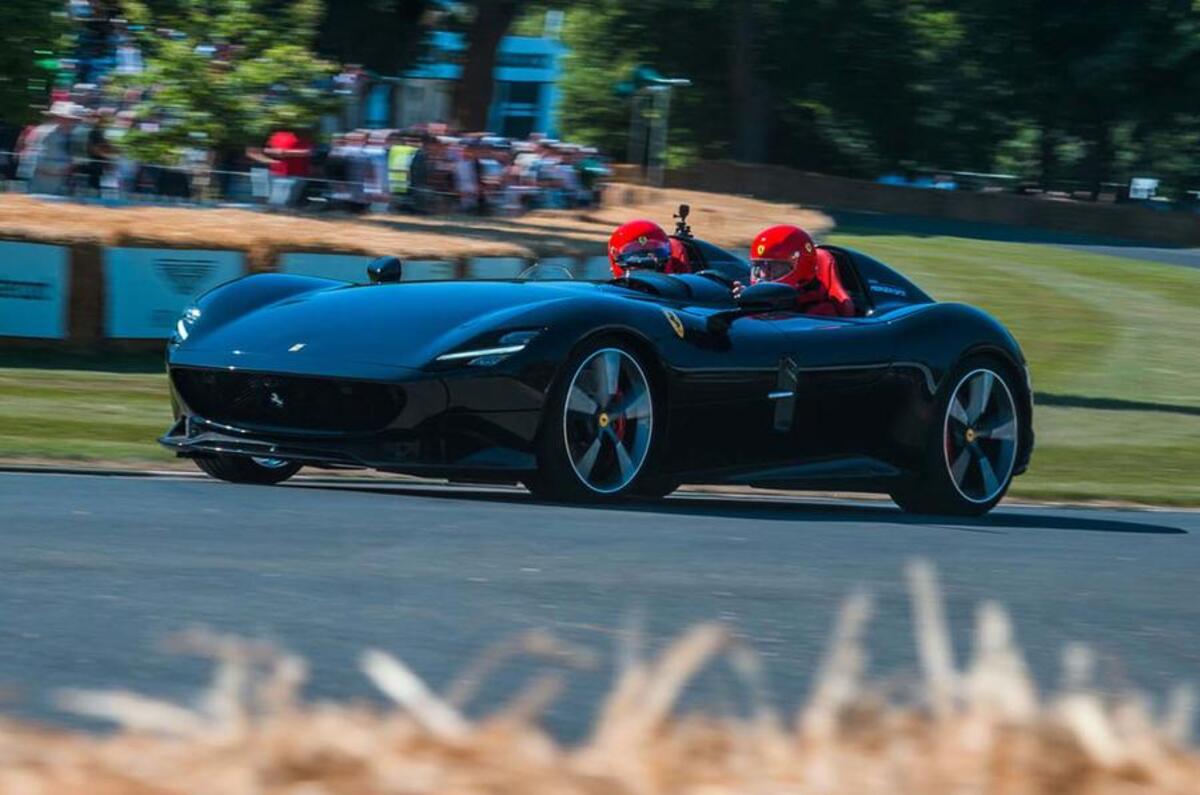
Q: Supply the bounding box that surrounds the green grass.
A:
[3,235,1200,504]
[0,357,174,464]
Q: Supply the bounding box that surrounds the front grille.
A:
[172,367,405,433]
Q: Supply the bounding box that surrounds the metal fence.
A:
[0,151,602,215]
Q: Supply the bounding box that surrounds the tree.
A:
[563,0,1200,192]
[453,0,525,131]
[116,0,339,164]
[559,0,735,164]
[317,0,430,77]
[0,1,66,125]
[729,0,768,162]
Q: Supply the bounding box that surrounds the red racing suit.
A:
[793,249,855,317]
[664,237,692,274]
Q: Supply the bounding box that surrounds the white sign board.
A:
[1129,177,1159,200]
[0,241,70,338]
[279,252,375,283]
[105,247,244,338]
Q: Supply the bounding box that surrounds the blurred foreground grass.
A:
[2,232,1200,504]
[4,562,1197,794]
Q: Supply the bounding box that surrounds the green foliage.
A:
[0,0,67,124]
[558,2,642,155]
[116,0,339,164]
[559,0,1200,191]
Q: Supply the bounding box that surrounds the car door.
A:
[655,306,793,476]
[763,311,898,463]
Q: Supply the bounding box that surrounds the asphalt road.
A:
[2,471,1197,739]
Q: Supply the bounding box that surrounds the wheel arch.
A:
[889,302,1034,476]
[569,325,670,399]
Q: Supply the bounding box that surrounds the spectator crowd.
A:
[258,125,610,214]
[0,1,610,217]
[2,112,611,216]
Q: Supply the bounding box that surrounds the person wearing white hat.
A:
[22,103,79,195]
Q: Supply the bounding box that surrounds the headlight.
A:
[435,329,542,366]
[172,305,202,343]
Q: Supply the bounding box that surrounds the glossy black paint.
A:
[161,241,1034,493]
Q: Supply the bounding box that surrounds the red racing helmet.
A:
[608,219,672,278]
[749,225,819,287]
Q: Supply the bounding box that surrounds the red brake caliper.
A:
[612,388,627,441]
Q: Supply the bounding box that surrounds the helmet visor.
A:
[750,259,793,283]
[615,238,671,271]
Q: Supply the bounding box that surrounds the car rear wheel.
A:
[890,357,1020,516]
[526,340,659,501]
[193,454,302,485]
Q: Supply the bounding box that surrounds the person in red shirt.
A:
[607,219,691,278]
[265,129,312,177]
[263,129,312,206]
[742,224,855,317]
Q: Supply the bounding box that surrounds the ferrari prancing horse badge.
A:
[662,308,685,339]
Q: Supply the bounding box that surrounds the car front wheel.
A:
[526,340,658,501]
[193,454,302,485]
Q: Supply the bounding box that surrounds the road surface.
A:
[1,471,1196,739]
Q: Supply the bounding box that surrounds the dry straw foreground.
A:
[2,561,1195,795]
[0,187,831,268]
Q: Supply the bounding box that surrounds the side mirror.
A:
[736,281,796,311]
[367,256,403,284]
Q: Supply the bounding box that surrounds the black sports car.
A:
[161,216,1033,516]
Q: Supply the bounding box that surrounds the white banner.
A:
[105,247,244,338]
[0,241,70,339]
[279,252,375,283]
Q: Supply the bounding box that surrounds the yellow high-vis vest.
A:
[388,145,417,195]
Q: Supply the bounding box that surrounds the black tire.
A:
[528,337,661,502]
[192,454,302,485]
[890,355,1021,517]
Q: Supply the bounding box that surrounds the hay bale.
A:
[0,188,832,269]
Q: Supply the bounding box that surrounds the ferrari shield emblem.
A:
[662,308,685,339]
[756,243,765,256]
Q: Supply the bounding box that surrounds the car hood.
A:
[178,281,587,374]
